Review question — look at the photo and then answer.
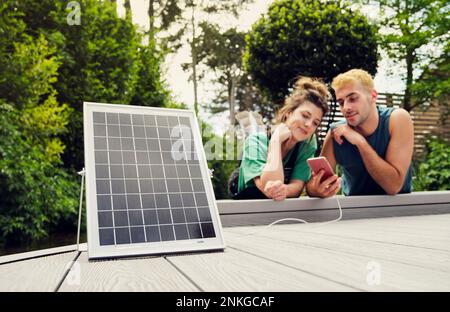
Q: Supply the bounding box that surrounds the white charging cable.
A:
[243,195,343,236]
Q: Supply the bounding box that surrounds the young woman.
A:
[236,77,330,200]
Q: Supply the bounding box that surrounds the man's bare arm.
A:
[355,109,413,194]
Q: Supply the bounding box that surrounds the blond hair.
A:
[332,69,374,93]
[276,77,330,124]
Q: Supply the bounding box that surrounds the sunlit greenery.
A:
[0,1,170,245]
[244,0,378,104]
[413,137,450,191]
[0,0,448,249]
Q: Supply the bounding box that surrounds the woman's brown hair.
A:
[276,77,330,124]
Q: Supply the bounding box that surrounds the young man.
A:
[306,69,414,197]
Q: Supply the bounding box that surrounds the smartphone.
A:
[307,157,335,182]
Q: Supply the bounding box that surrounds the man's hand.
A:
[332,124,365,146]
[307,170,341,198]
[264,180,288,201]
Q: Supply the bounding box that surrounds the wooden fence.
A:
[317,93,450,158]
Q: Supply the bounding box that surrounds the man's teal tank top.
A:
[332,106,413,196]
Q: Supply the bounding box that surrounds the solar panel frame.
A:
[84,102,225,259]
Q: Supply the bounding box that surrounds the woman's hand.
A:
[272,123,292,144]
[264,180,288,201]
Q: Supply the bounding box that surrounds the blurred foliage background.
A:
[0,0,448,250]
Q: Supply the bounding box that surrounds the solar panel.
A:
[83,102,225,259]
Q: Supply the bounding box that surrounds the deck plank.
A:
[226,214,450,272]
[295,218,450,251]
[302,214,450,236]
[226,227,450,274]
[2,214,448,292]
[58,252,198,292]
[0,251,77,291]
[224,230,450,291]
[231,214,450,251]
[0,244,85,265]
[166,247,354,291]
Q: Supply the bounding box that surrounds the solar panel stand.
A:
[76,168,86,252]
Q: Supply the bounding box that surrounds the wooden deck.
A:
[1,210,449,291]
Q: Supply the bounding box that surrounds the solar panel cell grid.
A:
[91,110,217,248]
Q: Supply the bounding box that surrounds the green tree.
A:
[169,0,253,116]
[0,103,79,245]
[413,137,450,191]
[57,0,140,106]
[244,0,379,104]
[234,74,274,121]
[410,42,449,120]
[0,0,171,244]
[58,0,142,170]
[13,0,170,170]
[188,23,246,125]
[147,0,183,43]
[0,2,71,164]
[200,120,239,199]
[0,2,78,245]
[130,40,171,107]
[123,0,132,20]
[359,0,449,111]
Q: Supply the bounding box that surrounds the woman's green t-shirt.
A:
[237,132,317,192]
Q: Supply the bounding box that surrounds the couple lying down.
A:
[231,69,413,200]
